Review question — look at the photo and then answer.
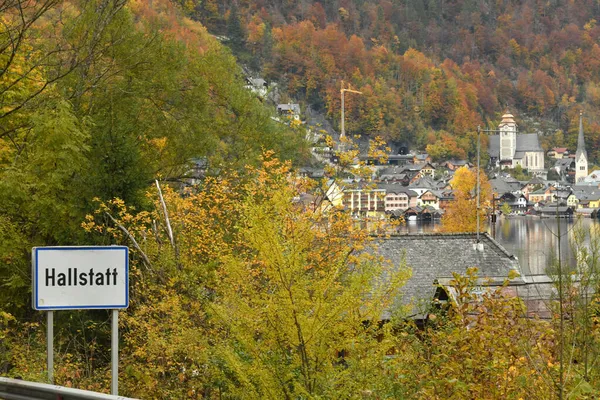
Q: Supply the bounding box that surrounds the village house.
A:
[521,176,546,199]
[437,190,455,211]
[386,154,415,166]
[537,205,574,218]
[413,153,431,164]
[572,185,600,209]
[417,190,440,210]
[567,193,579,208]
[378,166,412,184]
[498,193,528,213]
[547,147,568,160]
[409,176,439,196]
[343,187,386,217]
[553,158,576,182]
[403,206,443,221]
[375,233,554,322]
[361,153,414,166]
[441,159,472,171]
[528,186,556,204]
[377,184,418,211]
[490,176,517,199]
[245,77,269,98]
[321,180,345,210]
[276,103,301,120]
[416,162,436,179]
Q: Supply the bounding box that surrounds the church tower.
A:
[499,112,517,164]
[576,111,588,183]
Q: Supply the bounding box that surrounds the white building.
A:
[488,112,545,175]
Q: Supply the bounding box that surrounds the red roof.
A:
[552,147,568,153]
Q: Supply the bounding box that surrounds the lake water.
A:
[399,217,599,275]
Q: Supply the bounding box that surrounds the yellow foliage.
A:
[440,166,491,233]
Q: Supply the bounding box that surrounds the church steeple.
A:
[577,111,587,155]
[576,111,588,183]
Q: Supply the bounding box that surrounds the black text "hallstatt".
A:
[45,268,119,286]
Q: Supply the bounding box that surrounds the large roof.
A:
[375,233,520,317]
[376,183,418,196]
[516,134,543,151]
[408,176,438,190]
[527,176,546,185]
[488,135,500,158]
[490,177,514,194]
[572,184,600,201]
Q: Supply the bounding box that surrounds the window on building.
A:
[581,166,586,170]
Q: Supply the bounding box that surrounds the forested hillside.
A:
[190,0,600,162]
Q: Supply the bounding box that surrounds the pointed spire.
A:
[576,110,588,183]
[578,110,586,153]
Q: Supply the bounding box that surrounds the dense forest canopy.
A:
[186,0,600,163]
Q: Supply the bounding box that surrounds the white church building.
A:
[488,112,545,175]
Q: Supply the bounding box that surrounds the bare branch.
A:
[155,180,175,249]
[104,211,153,271]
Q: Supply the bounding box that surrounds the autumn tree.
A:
[387,268,556,399]
[441,166,491,233]
[67,152,409,397]
[500,201,512,216]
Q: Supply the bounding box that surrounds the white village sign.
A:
[32,246,129,395]
[33,246,128,310]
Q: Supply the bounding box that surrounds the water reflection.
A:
[490,217,597,275]
[395,216,598,275]
[397,220,441,234]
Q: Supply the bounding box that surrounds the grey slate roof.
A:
[527,176,545,185]
[513,151,527,160]
[409,176,437,189]
[572,185,600,202]
[400,163,423,171]
[488,135,500,158]
[277,103,301,114]
[555,158,574,168]
[376,183,417,197]
[538,205,572,214]
[516,134,543,151]
[572,184,600,197]
[376,233,520,317]
[489,177,520,194]
[379,166,406,176]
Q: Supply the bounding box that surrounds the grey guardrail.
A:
[0,377,139,400]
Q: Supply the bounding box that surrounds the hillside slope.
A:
[190,0,600,163]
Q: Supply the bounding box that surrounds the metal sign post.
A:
[111,309,119,395]
[32,246,129,395]
[47,311,53,384]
